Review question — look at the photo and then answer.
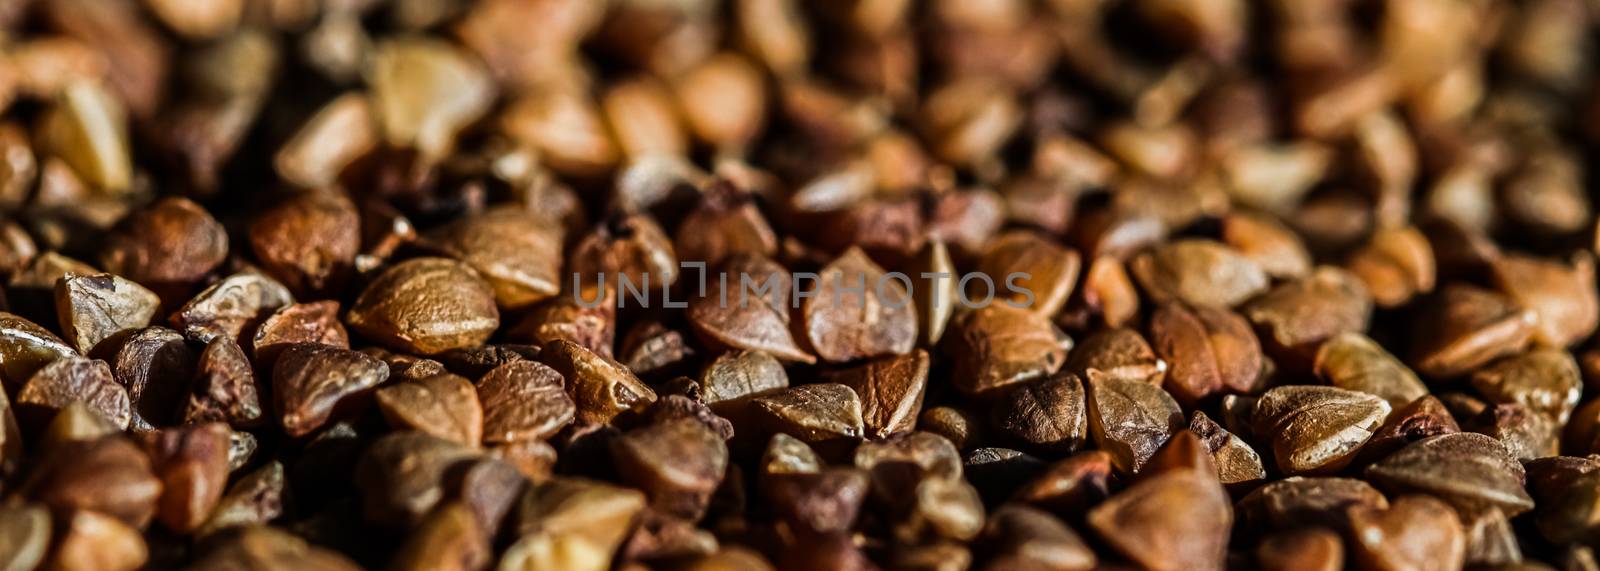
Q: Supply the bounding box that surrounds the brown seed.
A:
[696,350,788,419]
[804,247,917,363]
[251,301,349,365]
[750,383,865,443]
[1527,457,1600,546]
[1438,391,1491,423]
[478,360,574,445]
[1502,149,1589,235]
[918,406,984,451]
[619,319,695,378]
[737,0,810,77]
[602,76,688,159]
[1251,385,1389,475]
[1130,239,1268,308]
[992,373,1089,453]
[54,272,159,354]
[52,509,147,571]
[501,477,647,571]
[1071,209,1168,263]
[1067,328,1166,385]
[1149,302,1263,406]
[1087,467,1231,571]
[815,196,925,259]
[183,335,261,428]
[376,372,483,447]
[0,505,50,571]
[450,0,601,85]
[101,197,228,286]
[141,422,231,533]
[1145,428,1216,483]
[947,304,1071,395]
[1345,226,1436,308]
[41,82,133,193]
[1257,528,1343,571]
[0,311,79,392]
[1471,348,1582,423]
[1085,376,1184,473]
[192,526,361,569]
[274,92,377,189]
[570,212,678,293]
[248,190,360,297]
[976,230,1082,316]
[17,356,130,430]
[355,431,481,525]
[1313,332,1429,411]
[1221,212,1312,279]
[1567,399,1600,454]
[982,505,1097,571]
[762,468,871,534]
[1237,476,1389,534]
[169,271,294,343]
[896,477,985,543]
[1347,495,1466,571]
[1143,429,1218,482]
[272,343,390,437]
[114,326,197,431]
[368,38,494,160]
[920,72,1023,163]
[612,155,707,213]
[500,90,619,178]
[348,258,499,355]
[687,254,813,363]
[391,502,491,571]
[489,440,558,482]
[1243,267,1372,363]
[540,339,656,424]
[428,207,565,309]
[1081,256,1142,329]
[642,389,735,447]
[39,400,119,452]
[1410,285,1538,379]
[822,349,929,438]
[26,435,161,528]
[1365,432,1535,517]
[1362,395,1461,461]
[0,221,37,280]
[1464,508,1522,567]
[198,460,284,536]
[0,123,38,211]
[612,418,729,519]
[509,292,616,358]
[454,457,527,539]
[854,431,963,487]
[437,344,539,380]
[674,181,780,266]
[388,355,451,383]
[1011,450,1114,514]
[1188,411,1267,490]
[673,53,767,151]
[1472,403,1561,461]
[759,433,820,480]
[1491,252,1600,347]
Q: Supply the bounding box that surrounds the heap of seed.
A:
[1,0,1600,570]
